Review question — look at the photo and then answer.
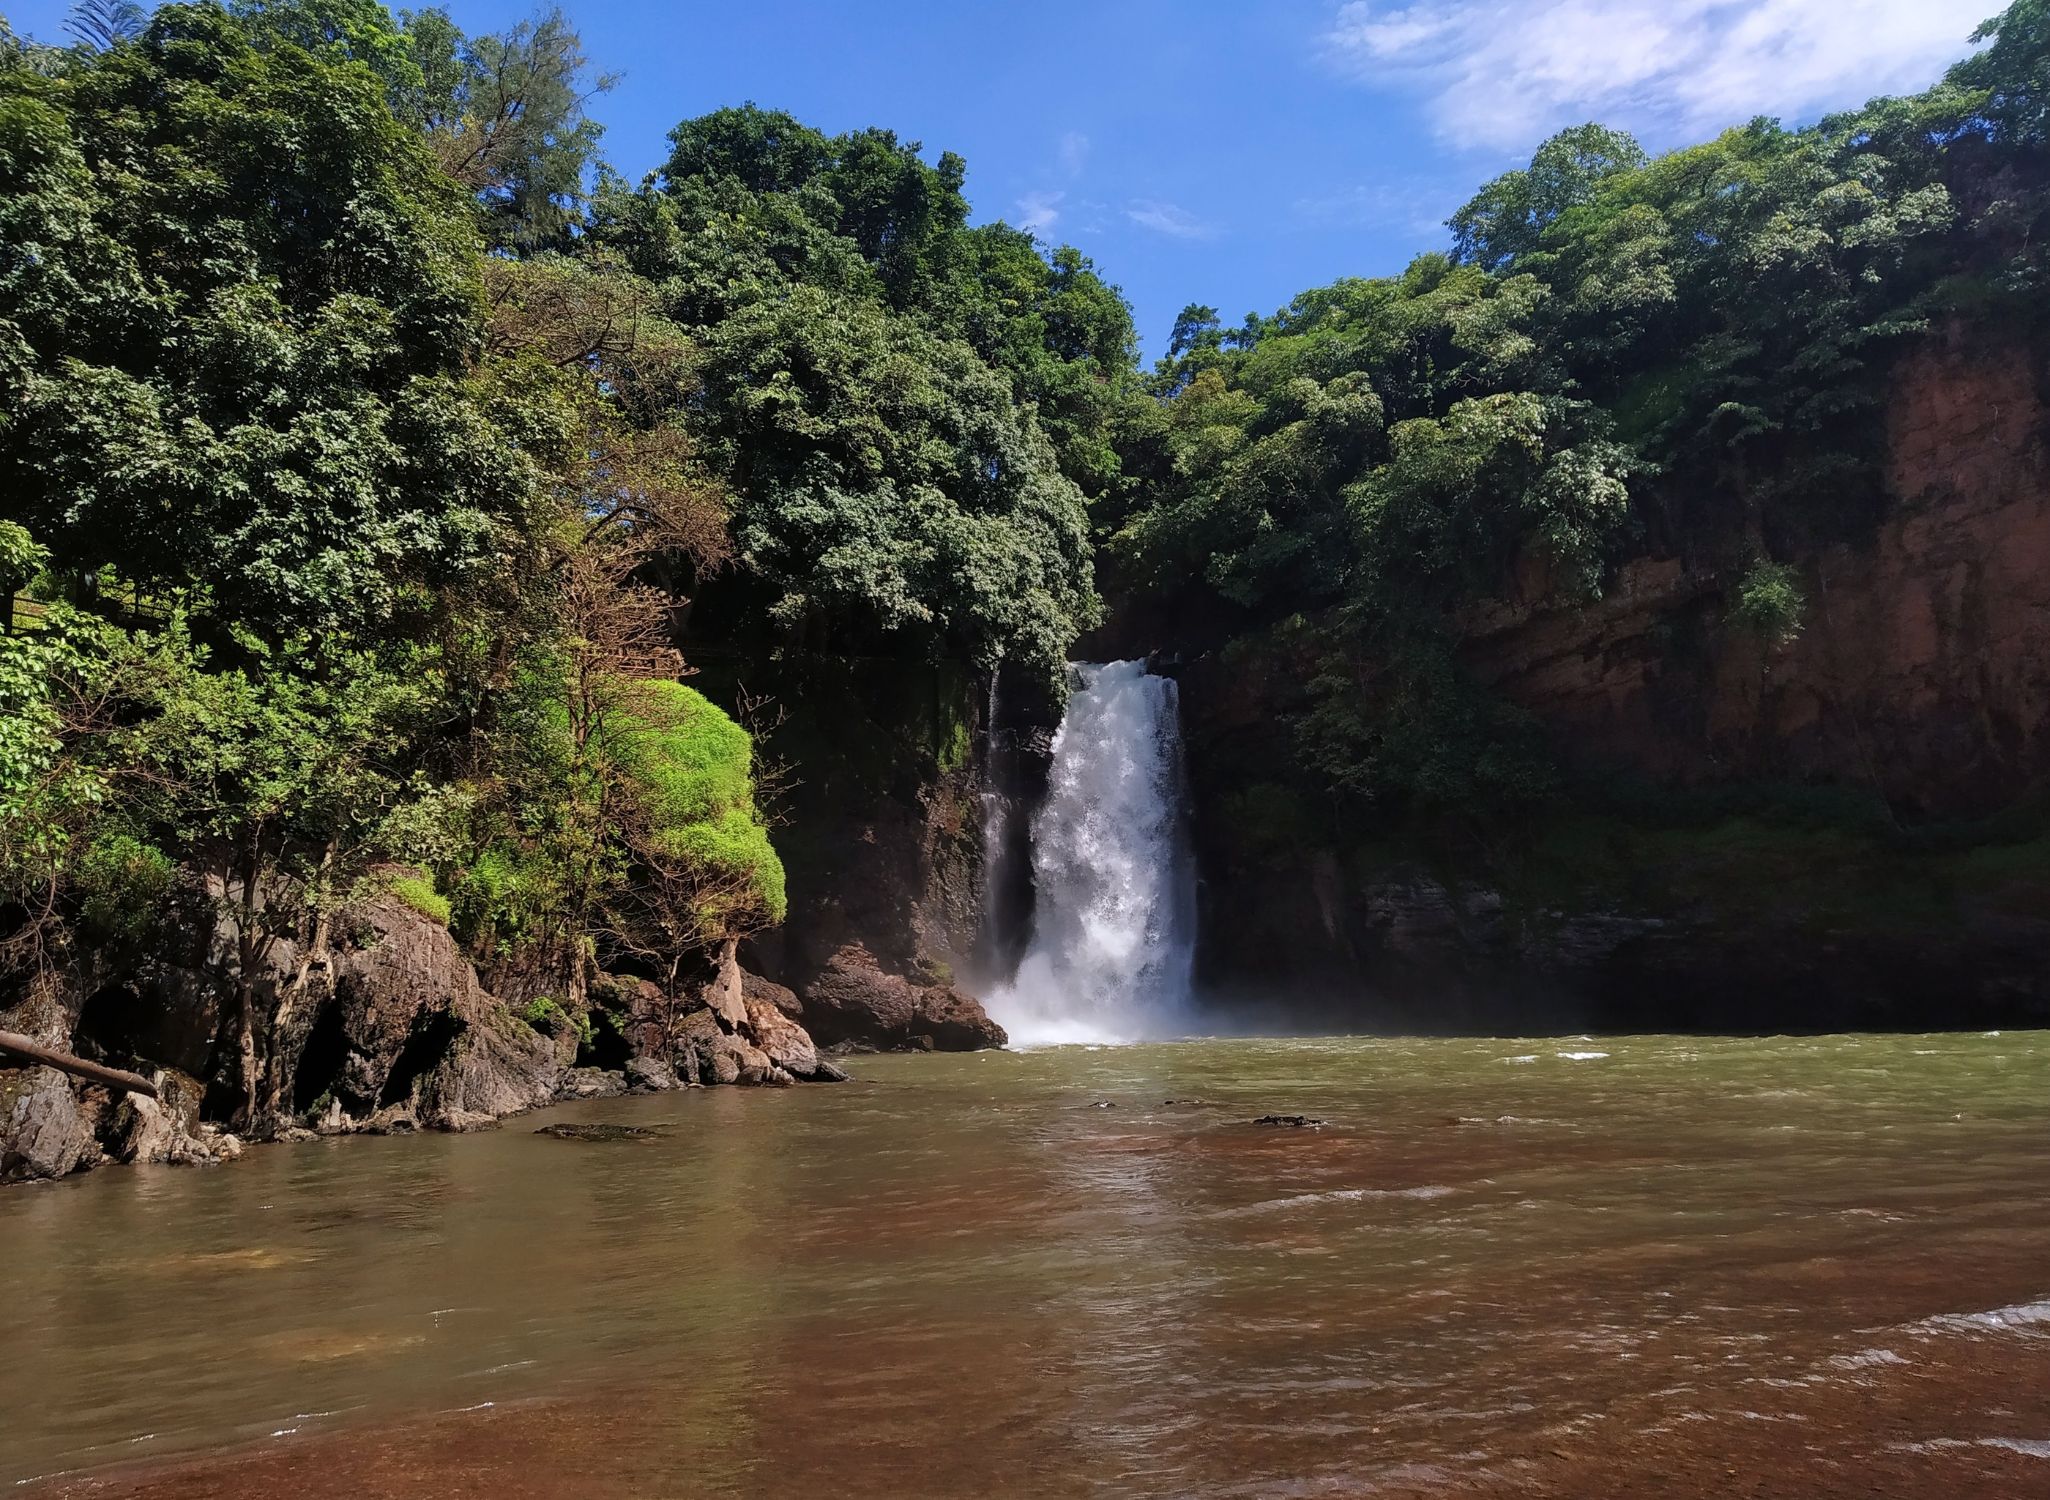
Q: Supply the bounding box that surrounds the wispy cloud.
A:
[1322,0,1982,153]
[1294,180,1458,240]
[1126,198,1216,239]
[1058,130,1091,177]
[1015,189,1065,235]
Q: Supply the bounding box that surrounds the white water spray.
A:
[985,661,1196,1046]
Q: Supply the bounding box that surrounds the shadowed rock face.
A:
[1454,328,2050,819]
[1168,326,2050,1030]
[800,943,1007,1053]
[5,884,844,1184]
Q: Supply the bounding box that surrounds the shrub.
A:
[1731,561,1807,646]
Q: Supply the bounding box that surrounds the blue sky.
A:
[4,1,1993,359]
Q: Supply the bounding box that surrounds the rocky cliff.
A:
[1461,326,2050,820]
[1175,327,2050,1031]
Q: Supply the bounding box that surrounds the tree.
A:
[139,642,429,1130]
[1450,124,1648,271]
[404,6,616,253]
[64,0,146,51]
[1,2,549,648]
[1951,1,2050,144]
[599,681,785,998]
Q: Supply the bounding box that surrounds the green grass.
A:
[385,873,451,926]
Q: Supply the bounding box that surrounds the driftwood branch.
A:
[0,1030,159,1099]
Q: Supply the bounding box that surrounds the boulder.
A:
[700,937,748,1029]
[414,1006,561,1131]
[674,1008,772,1086]
[742,970,805,1021]
[105,1068,220,1166]
[742,996,825,1081]
[317,892,497,1116]
[556,1068,628,1101]
[803,943,919,1042]
[625,1056,680,1092]
[595,973,673,1060]
[915,984,1009,1052]
[800,943,1007,1052]
[0,1067,100,1181]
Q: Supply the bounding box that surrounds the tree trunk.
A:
[705,935,746,1029]
[0,1030,158,1098]
[235,977,259,1128]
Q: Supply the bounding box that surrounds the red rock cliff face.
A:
[1462,329,2050,817]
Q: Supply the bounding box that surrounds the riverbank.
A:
[1,885,1006,1187]
[7,1034,2047,1498]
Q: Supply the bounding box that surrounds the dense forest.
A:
[3,0,2048,1148]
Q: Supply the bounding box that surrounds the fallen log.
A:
[0,1030,159,1100]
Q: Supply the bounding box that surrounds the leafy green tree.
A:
[1952,1,2050,144]
[402,5,615,253]
[136,640,431,1127]
[1,2,551,647]
[1450,124,1648,271]
[599,680,785,996]
[64,0,147,51]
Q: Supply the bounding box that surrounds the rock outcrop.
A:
[5,878,846,1184]
[799,943,1007,1052]
[1168,325,2050,1029]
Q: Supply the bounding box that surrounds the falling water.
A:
[985,660,1197,1046]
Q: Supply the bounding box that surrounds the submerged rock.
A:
[534,1123,658,1142]
[1250,1114,1325,1129]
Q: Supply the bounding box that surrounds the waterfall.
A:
[985,660,1196,1046]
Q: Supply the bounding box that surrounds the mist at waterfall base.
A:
[982,661,1198,1048]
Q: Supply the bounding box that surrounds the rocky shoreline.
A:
[0,891,1007,1187]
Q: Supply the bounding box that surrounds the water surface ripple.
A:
[3,1031,2047,1498]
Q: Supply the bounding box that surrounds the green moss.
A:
[604,681,787,930]
[522,997,568,1034]
[385,873,451,926]
[937,714,973,774]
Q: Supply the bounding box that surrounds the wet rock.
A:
[674,1009,772,1087]
[804,944,918,1040]
[316,890,498,1116]
[202,1125,244,1162]
[800,943,1008,1053]
[1,1067,100,1180]
[1251,1114,1324,1128]
[593,972,672,1060]
[810,1057,852,1083]
[534,1123,658,1142]
[556,1068,628,1101]
[915,984,1009,1052]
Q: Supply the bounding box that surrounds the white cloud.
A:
[1058,130,1091,177]
[1323,0,1983,153]
[1126,199,1216,239]
[1016,190,1065,235]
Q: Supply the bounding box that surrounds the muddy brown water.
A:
[3,1032,2048,1498]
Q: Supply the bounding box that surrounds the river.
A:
[4,1032,2048,1498]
